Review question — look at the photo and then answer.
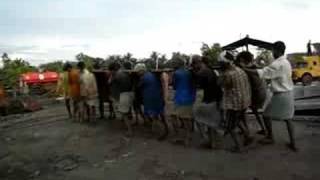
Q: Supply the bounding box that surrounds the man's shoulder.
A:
[198,67,212,75]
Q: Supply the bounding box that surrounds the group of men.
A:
[57,61,98,123]
[58,40,297,153]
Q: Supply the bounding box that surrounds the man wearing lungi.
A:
[172,58,196,146]
[134,63,170,141]
[219,51,253,152]
[244,41,297,151]
[78,62,98,123]
[191,55,223,149]
[68,65,81,122]
[56,63,72,118]
[236,52,267,135]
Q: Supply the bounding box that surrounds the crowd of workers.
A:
[57,41,297,153]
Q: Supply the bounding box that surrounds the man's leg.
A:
[240,112,249,132]
[285,119,297,151]
[109,101,115,119]
[91,105,96,122]
[99,98,105,119]
[226,110,241,152]
[65,98,72,118]
[79,100,86,123]
[73,99,79,122]
[170,115,180,134]
[252,108,266,135]
[133,105,139,126]
[196,122,206,139]
[158,113,169,141]
[259,116,275,144]
[207,127,221,149]
[238,110,254,146]
[86,102,91,122]
[122,112,133,137]
[183,118,193,146]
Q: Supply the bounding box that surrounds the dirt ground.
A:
[1,99,320,180]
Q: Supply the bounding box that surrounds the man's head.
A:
[191,55,202,71]
[272,41,286,59]
[123,61,132,70]
[77,61,86,71]
[108,62,121,72]
[63,62,72,72]
[134,63,147,76]
[236,51,254,67]
[174,57,185,70]
[218,51,234,70]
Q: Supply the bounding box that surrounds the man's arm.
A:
[243,68,259,76]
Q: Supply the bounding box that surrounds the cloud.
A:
[282,1,310,10]
[0,45,38,54]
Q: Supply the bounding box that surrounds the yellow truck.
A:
[292,56,320,86]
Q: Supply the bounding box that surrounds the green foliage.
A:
[164,52,190,69]
[39,61,64,72]
[200,43,222,67]
[290,54,304,63]
[0,53,36,89]
[75,53,95,71]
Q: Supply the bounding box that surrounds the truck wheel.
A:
[302,74,313,86]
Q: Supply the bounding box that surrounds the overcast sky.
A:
[0,0,319,65]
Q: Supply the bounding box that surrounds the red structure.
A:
[20,71,59,85]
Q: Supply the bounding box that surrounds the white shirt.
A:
[257,55,294,93]
[80,69,98,98]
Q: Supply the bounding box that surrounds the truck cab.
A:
[292,56,320,85]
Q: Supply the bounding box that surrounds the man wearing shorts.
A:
[109,62,134,136]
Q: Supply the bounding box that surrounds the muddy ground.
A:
[1,99,320,180]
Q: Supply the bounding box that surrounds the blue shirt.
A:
[173,68,196,106]
[140,72,164,115]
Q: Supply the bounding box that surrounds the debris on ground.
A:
[48,154,85,172]
[121,152,133,158]
[29,170,41,178]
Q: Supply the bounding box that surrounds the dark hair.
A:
[93,61,101,69]
[201,56,210,66]
[175,58,185,69]
[109,62,121,71]
[192,55,201,62]
[123,61,132,70]
[77,61,85,70]
[273,41,286,55]
[225,51,234,61]
[63,62,72,71]
[236,51,253,64]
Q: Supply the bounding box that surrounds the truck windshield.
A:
[296,62,308,68]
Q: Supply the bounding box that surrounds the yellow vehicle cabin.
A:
[292,56,320,85]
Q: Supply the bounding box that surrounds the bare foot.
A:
[201,142,220,150]
[243,137,254,146]
[157,133,168,141]
[125,131,133,138]
[229,146,242,153]
[256,130,266,135]
[286,143,298,152]
[258,137,275,145]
